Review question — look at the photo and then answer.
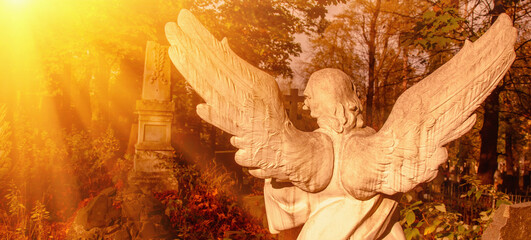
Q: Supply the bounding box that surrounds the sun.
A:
[6,0,29,6]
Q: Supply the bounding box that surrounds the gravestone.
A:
[482,202,531,240]
[283,88,317,131]
[283,88,304,122]
[69,41,178,240]
[132,41,177,190]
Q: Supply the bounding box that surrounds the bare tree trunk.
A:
[366,0,381,127]
[400,46,409,92]
[210,125,216,151]
[72,55,93,129]
[91,53,111,132]
[477,0,506,185]
[503,130,518,192]
[478,89,500,185]
[506,131,515,176]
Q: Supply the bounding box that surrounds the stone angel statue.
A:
[165,10,516,239]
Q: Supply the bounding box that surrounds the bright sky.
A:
[0,0,344,96]
[0,0,42,95]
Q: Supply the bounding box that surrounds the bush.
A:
[0,106,121,239]
[154,159,273,239]
[399,176,512,240]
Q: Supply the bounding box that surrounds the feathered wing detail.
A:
[341,14,517,200]
[165,10,334,192]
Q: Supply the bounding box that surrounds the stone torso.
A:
[265,127,400,239]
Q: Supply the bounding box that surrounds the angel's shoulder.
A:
[342,127,379,150]
[348,127,376,138]
[312,127,376,146]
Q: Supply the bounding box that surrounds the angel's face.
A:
[303,82,329,119]
[303,77,345,132]
[302,90,317,118]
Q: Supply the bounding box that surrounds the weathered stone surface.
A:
[74,187,120,230]
[166,9,517,239]
[135,100,174,112]
[482,202,531,240]
[109,228,131,240]
[121,187,164,220]
[73,227,103,240]
[142,41,171,101]
[69,40,178,240]
[133,41,178,193]
[133,151,173,172]
[68,186,174,240]
[137,221,172,239]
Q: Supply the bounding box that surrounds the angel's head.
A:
[303,68,364,133]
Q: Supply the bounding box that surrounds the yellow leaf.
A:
[435,204,446,213]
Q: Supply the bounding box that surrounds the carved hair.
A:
[306,69,364,133]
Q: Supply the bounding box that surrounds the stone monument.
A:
[132,41,177,190]
[482,202,531,240]
[68,41,178,240]
[165,10,517,239]
[284,88,304,122]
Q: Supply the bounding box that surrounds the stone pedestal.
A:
[134,100,174,173]
[131,41,178,191]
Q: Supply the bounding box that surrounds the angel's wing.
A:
[340,14,517,200]
[165,10,333,192]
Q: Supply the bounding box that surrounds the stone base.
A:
[128,170,178,193]
[133,150,174,173]
[131,149,178,192]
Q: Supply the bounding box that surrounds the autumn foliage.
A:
[154,161,272,239]
[0,0,529,239]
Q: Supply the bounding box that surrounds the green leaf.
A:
[496,200,512,208]
[475,191,482,200]
[406,211,416,226]
[416,221,424,228]
[424,224,436,235]
[439,14,451,23]
[432,219,442,228]
[411,201,423,207]
[423,11,436,20]
[406,227,421,240]
[448,233,455,240]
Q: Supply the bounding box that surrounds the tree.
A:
[470,0,531,185]
[190,0,346,77]
[494,0,531,189]
[304,0,530,187]
[304,15,365,95]
[305,0,430,128]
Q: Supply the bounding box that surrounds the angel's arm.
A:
[339,14,517,200]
